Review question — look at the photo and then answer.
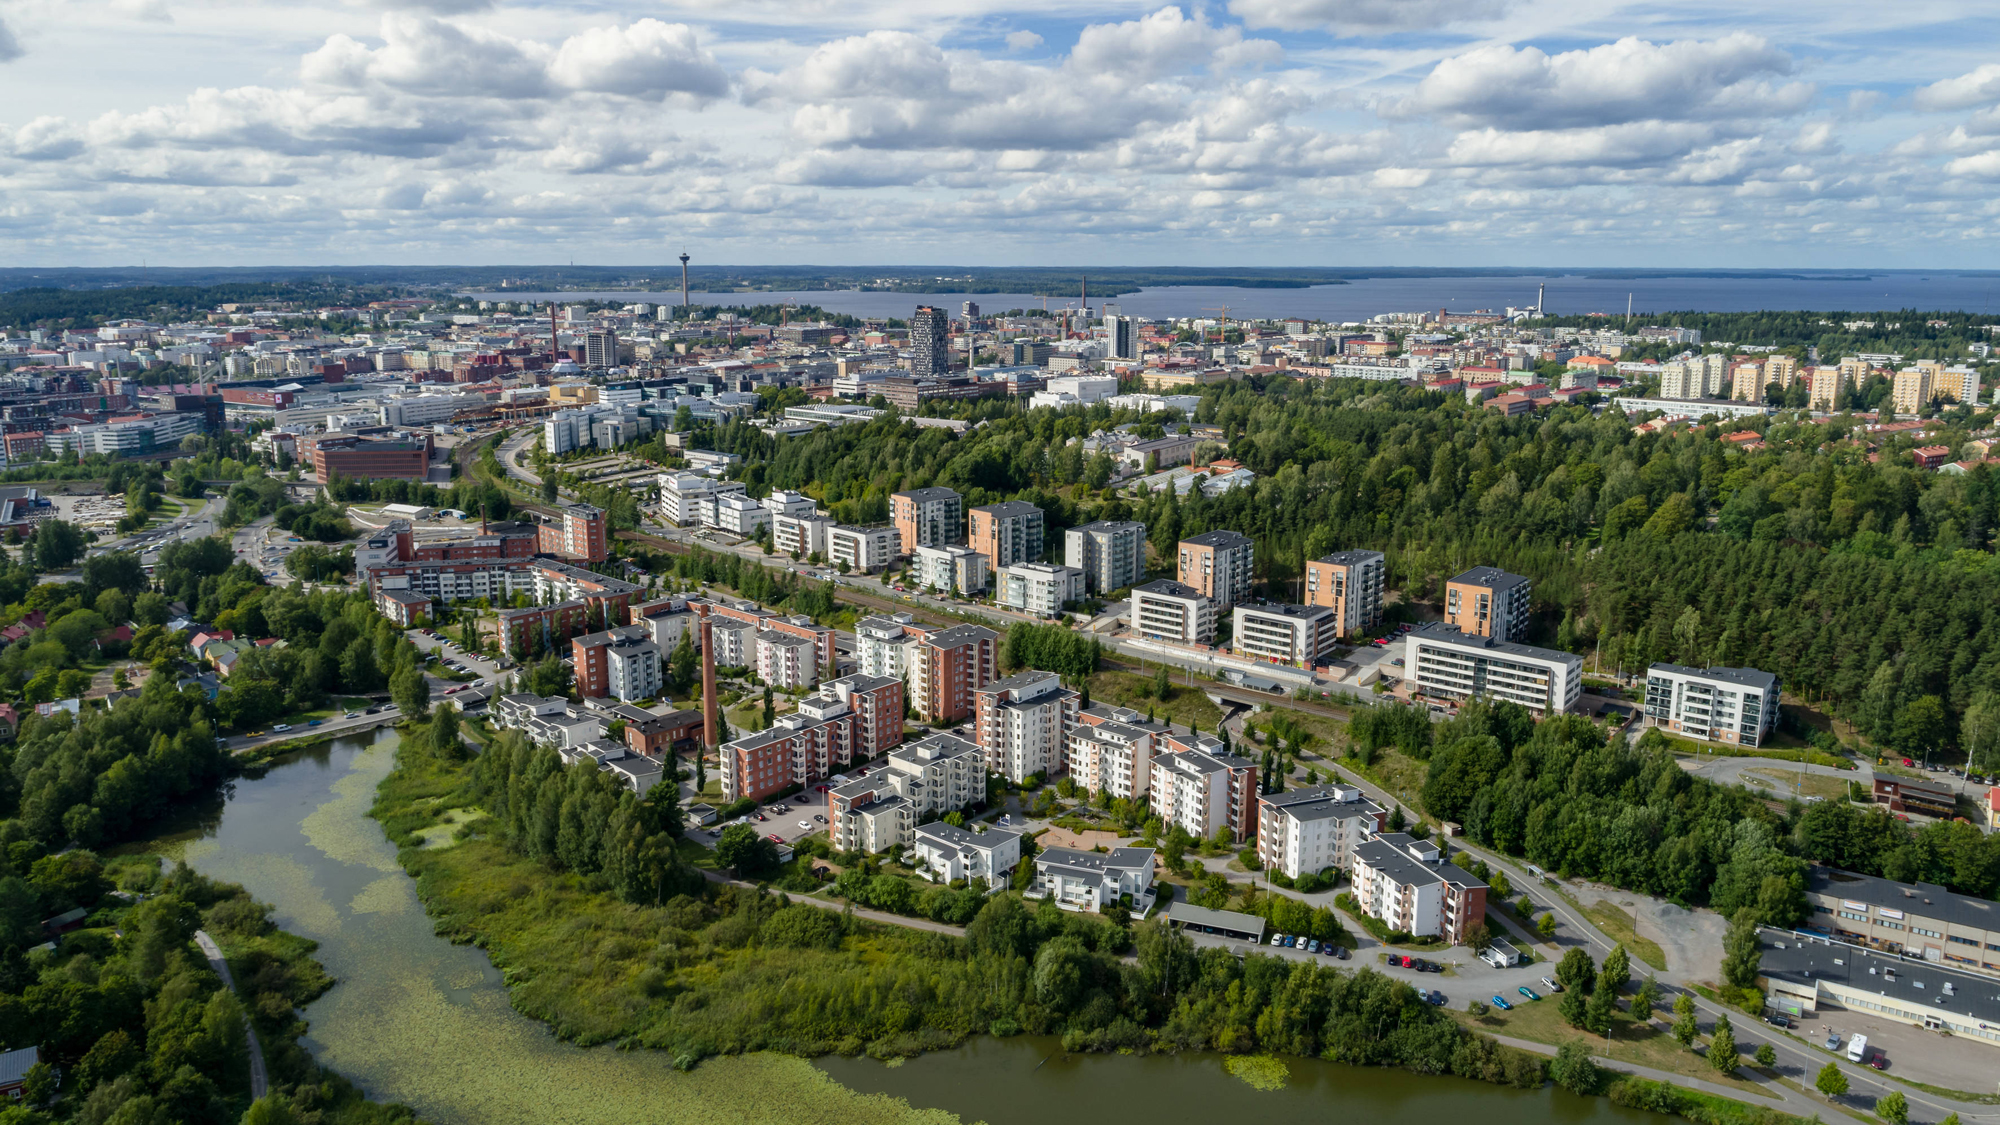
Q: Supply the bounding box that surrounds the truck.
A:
[1846,1034,1868,1063]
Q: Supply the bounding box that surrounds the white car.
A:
[272,723,292,733]
[798,820,812,831]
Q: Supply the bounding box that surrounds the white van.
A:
[1846,1034,1867,1063]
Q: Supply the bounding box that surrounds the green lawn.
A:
[1582,900,1669,972]
[1086,669,1224,729]
[1451,992,1777,1099]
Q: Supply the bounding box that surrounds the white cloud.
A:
[547,20,727,100]
[110,0,173,22]
[1004,30,1041,52]
[1406,34,1810,130]
[1229,0,1507,35]
[1915,65,2000,112]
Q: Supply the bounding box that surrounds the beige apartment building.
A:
[1443,566,1532,643]
[1177,530,1254,609]
[1303,549,1384,637]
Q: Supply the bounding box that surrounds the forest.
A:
[698,374,2000,760]
[1538,308,1996,362]
[0,281,374,331]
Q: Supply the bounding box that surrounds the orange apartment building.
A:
[537,503,608,563]
[890,486,963,552]
[1303,549,1385,637]
[967,500,1045,569]
[916,623,997,723]
[1177,529,1255,609]
[1443,566,1532,643]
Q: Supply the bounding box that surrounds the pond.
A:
[155,729,1664,1125]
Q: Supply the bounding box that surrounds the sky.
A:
[3,0,2000,268]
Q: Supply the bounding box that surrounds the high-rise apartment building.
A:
[830,733,985,855]
[910,306,951,379]
[1304,549,1384,637]
[584,329,619,367]
[1257,783,1384,880]
[1104,315,1138,360]
[1148,743,1258,842]
[1893,366,1934,416]
[890,486,963,551]
[1065,520,1147,594]
[1764,354,1799,390]
[1177,530,1254,609]
[1443,566,1531,642]
[1808,366,1849,411]
[1403,624,1581,716]
[1643,664,1780,747]
[537,503,607,563]
[967,501,1044,569]
[913,623,997,723]
[1130,579,1215,645]
[973,670,1078,782]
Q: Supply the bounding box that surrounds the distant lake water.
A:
[467,273,2000,322]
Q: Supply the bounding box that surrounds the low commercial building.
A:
[973,670,1078,783]
[1871,775,1958,819]
[1642,664,1781,747]
[1256,784,1386,880]
[1148,744,1258,842]
[1803,865,2000,975]
[1350,832,1488,943]
[994,562,1084,617]
[1402,624,1582,716]
[1029,846,1157,913]
[1130,578,1215,645]
[911,822,1022,890]
[311,434,430,483]
[1760,933,2000,1048]
[1231,602,1340,666]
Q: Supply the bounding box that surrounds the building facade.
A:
[911,822,1022,890]
[973,670,1079,783]
[1148,745,1258,842]
[1177,530,1254,609]
[1304,549,1384,637]
[1642,663,1780,747]
[1028,846,1156,913]
[890,486,963,551]
[914,623,997,722]
[1256,784,1385,880]
[911,543,991,594]
[1231,603,1340,666]
[827,524,900,572]
[1351,832,1487,943]
[1065,520,1147,594]
[829,732,983,853]
[1403,624,1582,715]
[1443,566,1531,642]
[967,501,1045,570]
[1130,579,1215,645]
[995,562,1084,617]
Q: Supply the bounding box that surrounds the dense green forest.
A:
[1539,308,1998,361]
[0,282,379,331]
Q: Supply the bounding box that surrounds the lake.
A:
[158,730,1665,1125]
[466,273,2000,322]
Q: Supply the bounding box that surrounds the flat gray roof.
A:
[1649,663,1780,693]
[1449,566,1529,591]
[1760,930,2000,1030]
[1181,529,1251,549]
[1807,866,2000,936]
[1166,900,1267,938]
[1134,578,1204,600]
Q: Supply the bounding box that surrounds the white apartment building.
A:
[995,562,1084,617]
[762,490,818,518]
[604,637,663,702]
[1643,663,1781,747]
[1148,745,1258,842]
[973,670,1078,783]
[1130,579,1215,645]
[854,613,922,679]
[774,511,836,559]
[1029,846,1156,913]
[912,543,991,594]
[707,618,758,667]
[1256,784,1385,880]
[1351,832,1488,943]
[911,822,1022,890]
[756,630,818,689]
[1404,624,1582,716]
[1067,716,1157,800]
[1065,520,1147,595]
[659,473,738,526]
[829,733,986,853]
[1232,603,1340,666]
[709,494,770,537]
[828,524,899,573]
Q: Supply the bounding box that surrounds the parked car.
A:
[813,814,826,823]
[1491,995,1513,1011]
[1541,976,1562,993]
[306,719,321,727]
[1518,985,1541,1001]
[1269,934,1284,946]
[798,820,812,830]
[1427,990,1447,1005]
[272,724,292,733]
[1868,1056,1887,1070]
[754,814,766,821]
[1332,946,1349,960]
[1306,940,1320,954]
[1284,935,1297,947]
[1824,1032,1841,1051]
[1766,1015,1791,1028]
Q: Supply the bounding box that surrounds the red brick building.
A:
[312,434,432,483]
[537,503,607,563]
[916,623,997,723]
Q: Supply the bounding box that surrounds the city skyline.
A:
[2,1,1999,267]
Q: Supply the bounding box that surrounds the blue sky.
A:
[2,0,1998,267]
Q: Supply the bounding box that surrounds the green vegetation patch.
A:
[1223,1054,1290,1091]
[1581,902,1668,972]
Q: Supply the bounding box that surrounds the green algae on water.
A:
[1225,1055,1290,1091]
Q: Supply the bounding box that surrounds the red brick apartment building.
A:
[536,503,608,563]
[312,434,432,483]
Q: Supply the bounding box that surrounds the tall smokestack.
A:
[549,302,558,363]
[699,615,718,750]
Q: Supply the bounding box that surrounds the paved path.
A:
[692,866,964,935]
[1488,1032,1827,1118]
[194,930,268,1101]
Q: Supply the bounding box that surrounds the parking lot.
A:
[405,628,507,692]
[689,787,832,849]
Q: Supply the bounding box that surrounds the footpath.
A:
[194,929,268,1101]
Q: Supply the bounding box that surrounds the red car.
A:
[443,686,463,695]
[1868,1057,1887,1070]
[766,833,784,844]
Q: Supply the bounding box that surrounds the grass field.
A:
[1582,900,1669,972]
[1741,767,1850,803]
[1333,748,1429,811]
[1453,992,1776,1099]
[1086,669,1224,729]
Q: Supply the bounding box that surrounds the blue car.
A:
[1518,986,1541,1002]
[1491,994,1514,1011]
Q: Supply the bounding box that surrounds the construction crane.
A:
[1202,305,1232,348]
